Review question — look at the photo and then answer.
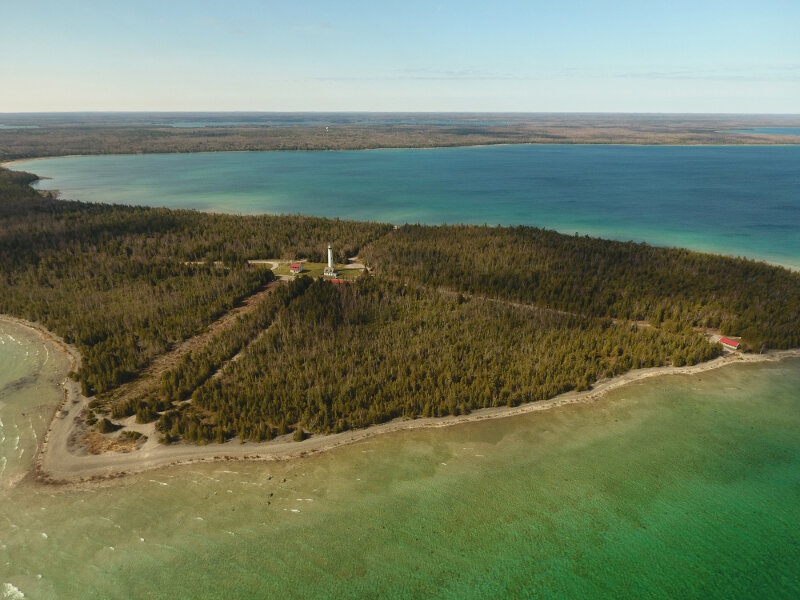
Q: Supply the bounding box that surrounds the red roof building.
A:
[719,337,741,350]
[289,262,302,274]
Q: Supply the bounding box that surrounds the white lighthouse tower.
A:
[324,244,338,278]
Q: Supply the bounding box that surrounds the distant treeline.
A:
[2,114,797,162]
[361,225,800,351]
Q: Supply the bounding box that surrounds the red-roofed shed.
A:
[720,337,741,350]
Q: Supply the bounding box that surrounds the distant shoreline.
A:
[4,314,798,487]
[6,139,800,170]
[3,116,800,166]
[5,152,800,274]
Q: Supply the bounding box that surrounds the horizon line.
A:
[2,110,800,117]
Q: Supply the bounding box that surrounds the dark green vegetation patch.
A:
[160,277,718,443]
[0,168,389,395]
[361,224,800,351]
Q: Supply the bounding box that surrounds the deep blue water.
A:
[13,145,800,268]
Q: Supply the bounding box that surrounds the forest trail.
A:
[435,286,580,320]
[435,287,727,347]
[210,318,276,381]
[109,280,283,407]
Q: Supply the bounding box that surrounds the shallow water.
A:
[1,320,799,598]
[13,145,800,269]
[0,325,69,488]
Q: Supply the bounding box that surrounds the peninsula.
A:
[4,1,800,595]
[2,165,800,483]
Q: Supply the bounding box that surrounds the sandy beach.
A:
[4,313,799,486]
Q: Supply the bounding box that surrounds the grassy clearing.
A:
[273,261,364,280]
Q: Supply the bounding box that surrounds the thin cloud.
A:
[314,65,800,83]
[315,67,524,82]
[610,66,800,82]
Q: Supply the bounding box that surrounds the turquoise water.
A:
[14,145,800,268]
[0,326,69,488]
[1,320,799,598]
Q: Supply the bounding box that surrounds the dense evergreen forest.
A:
[157,277,719,443]
[361,225,800,351]
[0,168,389,394]
[2,166,800,445]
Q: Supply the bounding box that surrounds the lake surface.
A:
[1,319,799,598]
[13,145,800,268]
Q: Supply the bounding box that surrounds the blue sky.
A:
[1,0,798,112]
